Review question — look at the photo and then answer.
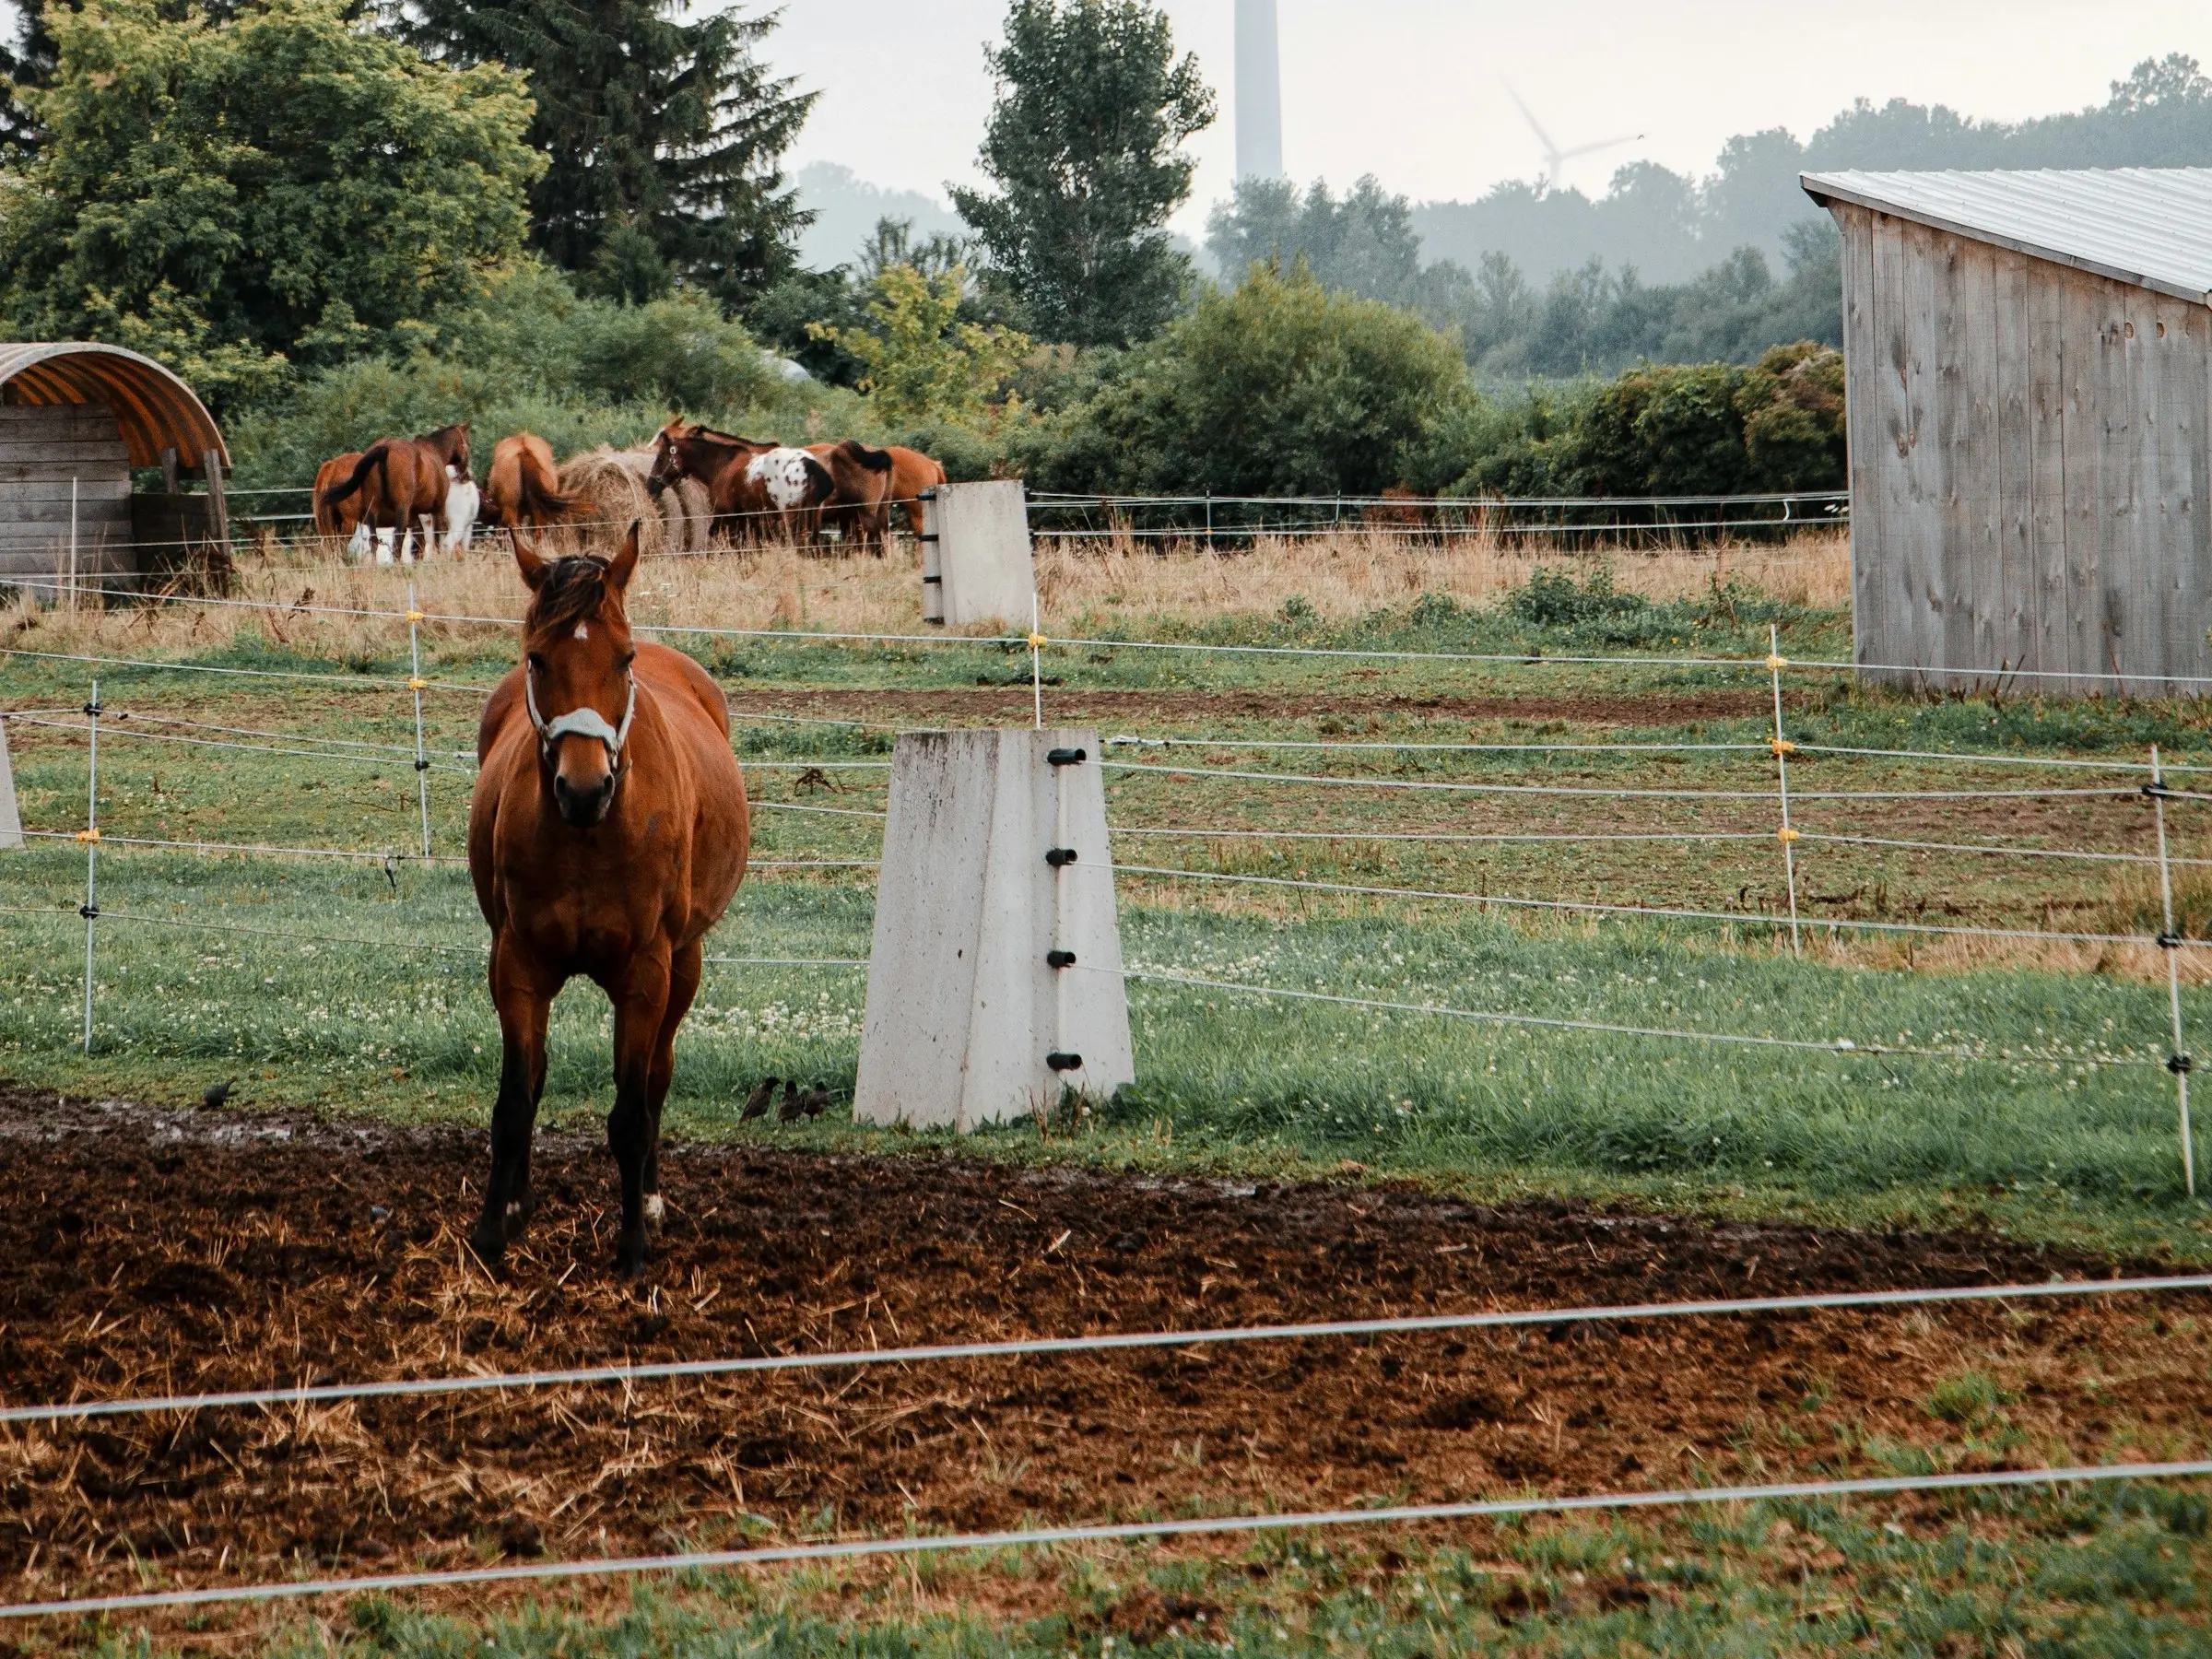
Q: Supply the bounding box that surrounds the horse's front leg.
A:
[641,938,704,1229]
[472,935,555,1265]
[606,947,674,1277]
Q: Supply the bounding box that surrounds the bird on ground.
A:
[741,1077,778,1121]
[778,1079,805,1124]
[797,1084,830,1119]
[203,1078,235,1109]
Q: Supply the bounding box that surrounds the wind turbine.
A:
[1502,81,1642,191]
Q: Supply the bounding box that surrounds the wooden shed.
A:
[1802,168,2212,696]
[0,342,229,600]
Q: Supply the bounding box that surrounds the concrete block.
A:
[854,728,1134,1131]
[922,481,1034,628]
[0,720,18,849]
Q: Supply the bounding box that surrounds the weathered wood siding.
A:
[0,403,132,590]
[1831,204,2212,695]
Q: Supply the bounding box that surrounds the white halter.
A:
[525,664,637,765]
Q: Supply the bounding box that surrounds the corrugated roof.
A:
[0,343,228,470]
[1800,169,2212,307]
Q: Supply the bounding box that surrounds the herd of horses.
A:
[314,420,946,561]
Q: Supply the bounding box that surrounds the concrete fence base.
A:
[0,721,20,850]
[853,728,1134,1131]
[921,481,1034,628]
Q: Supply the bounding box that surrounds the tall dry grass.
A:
[4,524,1853,664]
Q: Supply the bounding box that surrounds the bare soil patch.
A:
[4,1088,2206,1618]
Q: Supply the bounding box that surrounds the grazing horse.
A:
[321,424,471,559]
[312,453,367,541]
[805,439,896,553]
[881,444,948,542]
[467,523,750,1275]
[747,445,836,541]
[483,432,581,533]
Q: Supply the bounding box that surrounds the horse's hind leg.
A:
[606,947,675,1277]
[472,938,554,1265]
[641,939,702,1229]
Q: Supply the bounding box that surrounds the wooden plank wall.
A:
[1835,207,2212,696]
[0,403,132,591]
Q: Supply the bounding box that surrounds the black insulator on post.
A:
[2170,1053,2195,1076]
[1047,747,1088,767]
[1045,847,1078,867]
[1046,1053,1083,1072]
[2159,932,2184,948]
[1047,950,1077,969]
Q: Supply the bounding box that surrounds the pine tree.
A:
[952,0,1214,347]
[395,0,816,308]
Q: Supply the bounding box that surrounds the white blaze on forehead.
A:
[746,447,818,511]
[573,622,590,640]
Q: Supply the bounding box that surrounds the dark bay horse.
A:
[467,523,750,1274]
[321,424,471,556]
[647,419,776,540]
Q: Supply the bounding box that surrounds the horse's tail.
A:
[517,453,581,524]
[320,444,387,513]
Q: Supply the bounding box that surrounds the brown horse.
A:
[647,419,780,541]
[805,439,896,553]
[312,452,367,540]
[881,444,947,541]
[483,432,580,533]
[466,523,750,1274]
[321,424,471,556]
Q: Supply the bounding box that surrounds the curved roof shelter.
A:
[0,342,227,470]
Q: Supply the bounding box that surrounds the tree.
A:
[952,0,1214,347]
[395,0,815,309]
[0,0,541,408]
[808,265,1030,425]
[1206,175,1426,307]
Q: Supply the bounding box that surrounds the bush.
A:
[1031,263,1467,496]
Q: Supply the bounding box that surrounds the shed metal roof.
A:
[0,342,228,469]
[1800,169,2212,307]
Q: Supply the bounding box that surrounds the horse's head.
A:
[512,522,641,829]
[425,423,472,479]
[646,419,693,500]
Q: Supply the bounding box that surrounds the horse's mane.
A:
[527,556,612,633]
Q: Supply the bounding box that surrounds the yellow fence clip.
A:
[1771,738,1796,756]
[1766,653,1788,671]
[407,677,429,692]
[1777,827,1802,844]
[74,828,100,844]
[406,609,426,624]
[1027,632,1049,651]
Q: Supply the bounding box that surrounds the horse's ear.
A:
[512,527,548,590]
[607,521,641,592]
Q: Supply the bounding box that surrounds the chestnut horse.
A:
[881,444,947,541]
[467,523,750,1274]
[321,424,471,555]
[483,432,581,533]
[805,439,896,553]
[312,452,366,540]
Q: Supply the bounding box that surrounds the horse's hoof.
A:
[642,1193,665,1227]
[468,1218,506,1263]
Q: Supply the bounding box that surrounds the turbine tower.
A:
[1235,0,1283,182]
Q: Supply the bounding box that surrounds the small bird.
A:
[741,1077,778,1121]
[798,1084,830,1119]
[203,1078,235,1110]
[777,1079,805,1124]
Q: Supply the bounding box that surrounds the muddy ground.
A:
[2,1087,2207,1616]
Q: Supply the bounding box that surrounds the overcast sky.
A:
[773,0,2212,234]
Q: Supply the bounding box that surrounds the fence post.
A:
[2148,745,2196,1199]
[407,584,431,859]
[78,678,100,1054]
[1029,593,1045,732]
[1768,624,1802,956]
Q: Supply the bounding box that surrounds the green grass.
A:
[180,1482,2198,1657]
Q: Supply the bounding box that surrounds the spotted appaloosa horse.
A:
[466,523,750,1274]
[319,424,471,558]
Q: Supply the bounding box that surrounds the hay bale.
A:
[671,476,714,552]
[556,445,665,557]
